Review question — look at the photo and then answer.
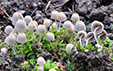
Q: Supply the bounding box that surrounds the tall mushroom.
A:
[91,21,104,44]
[43,19,51,30]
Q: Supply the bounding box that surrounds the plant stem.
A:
[94,27,99,44]
[38,35,42,44]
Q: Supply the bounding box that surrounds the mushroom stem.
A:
[38,35,42,44]
[30,30,34,41]
[21,43,23,55]
[86,36,93,45]
[13,45,17,52]
[94,27,99,44]
[55,19,57,24]
[10,45,16,54]
[58,21,61,31]
[79,35,83,48]
[49,41,52,47]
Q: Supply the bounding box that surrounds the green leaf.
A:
[98,37,102,45]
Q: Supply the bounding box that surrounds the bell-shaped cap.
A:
[1,48,8,54]
[77,31,86,40]
[9,29,18,37]
[11,12,20,25]
[15,19,27,32]
[28,21,37,31]
[67,28,74,34]
[16,33,27,43]
[98,30,107,41]
[71,13,80,23]
[86,32,95,42]
[4,25,13,34]
[38,66,44,71]
[51,10,59,19]
[36,25,46,35]
[57,12,66,22]
[75,36,79,43]
[45,32,55,41]
[74,21,86,32]
[37,57,46,66]
[66,43,74,52]
[43,19,51,27]
[24,15,32,25]
[91,21,104,35]
[49,68,56,71]
[5,35,16,45]
[63,21,72,29]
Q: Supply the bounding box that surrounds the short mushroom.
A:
[57,12,67,31]
[1,48,8,54]
[38,66,44,71]
[51,10,59,23]
[97,30,107,41]
[71,13,80,25]
[43,19,51,29]
[74,21,86,32]
[15,19,27,32]
[45,32,55,46]
[67,27,74,35]
[86,32,95,45]
[49,68,56,71]
[63,20,72,29]
[16,33,27,54]
[37,57,46,66]
[24,15,32,25]
[9,29,18,37]
[91,21,104,44]
[4,25,13,34]
[50,22,58,30]
[66,43,74,52]
[36,25,46,44]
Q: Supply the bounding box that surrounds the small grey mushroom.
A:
[24,15,32,25]
[9,29,18,37]
[43,19,51,28]
[97,30,107,41]
[11,12,20,25]
[66,43,74,52]
[71,13,80,25]
[86,32,95,45]
[77,31,86,47]
[51,10,59,23]
[74,21,86,32]
[91,21,104,44]
[1,48,8,54]
[4,25,13,34]
[37,57,46,66]
[63,20,72,29]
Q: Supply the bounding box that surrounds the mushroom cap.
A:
[17,12,24,20]
[24,15,32,25]
[15,19,27,32]
[1,48,7,54]
[63,21,72,29]
[43,19,51,27]
[45,32,55,41]
[5,35,16,45]
[77,31,86,40]
[28,21,37,30]
[98,30,107,41]
[37,57,46,66]
[66,43,74,52]
[67,28,74,34]
[57,12,66,22]
[75,36,79,43]
[38,66,44,71]
[74,21,86,32]
[16,33,27,43]
[91,21,104,35]
[49,68,56,71]
[51,10,59,19]
[9,29,18,37]
[52,22,58,28]
[86,32,95,42]
[36,25,46,35]
[4,25,13,34]
[71,13,80,22]
[11,12,20,25]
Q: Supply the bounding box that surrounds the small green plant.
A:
[20,63,30,71]
[43,60,60,71]
[103,37,113,48]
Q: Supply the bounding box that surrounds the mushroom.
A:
[50,22,58,30]
[43,19,51,29]
[4,25,13,34]
[66,43,74,52]
[28,21,37,40]
[38,66,44,71]
[74,21,86,32]
[57,12,67,31]
[36,25,46,44]
[4,35,17,54]
[97,30,107,41]
[77,31,86,47]
[16,33,27,54]
[24,15,32,25]
[91,21,104,44]
[51,10,59,24]
[9,29,18,37]
[37,57,46,66]
[1,48,8,54]
[95,44,103,52]
[45,32,55,46]
[71,13,80,25]
[63,20,72,29]
[15,19,27,32]
[67,27,74,35]
[86,32,95,45]
[49,68,56,71]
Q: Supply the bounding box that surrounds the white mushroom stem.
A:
[55,19,57,24]
[38,35,42,44]
[94,27,99,44]
[86,36,93,45]
[79,35,83,48]
[49,41,52,47]
[30,30,34,41]
[10,45,16,54]
[21,43,23,55]
[58,21,61,31]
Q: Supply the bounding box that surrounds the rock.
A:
[103,16,111,25]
